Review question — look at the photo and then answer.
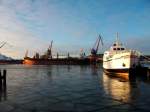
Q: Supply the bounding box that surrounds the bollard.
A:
[0,69,7,101]
[3,70,6,88]
[3,70,7,100]
[0,70,7,90]
[0,70,2,90]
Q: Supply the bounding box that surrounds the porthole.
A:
[122,63,126,67]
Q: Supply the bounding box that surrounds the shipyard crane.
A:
[91,35,103,56]
[50,40,53,50]
[0,42,7,48]
[47,40,53,59]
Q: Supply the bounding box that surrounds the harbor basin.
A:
[0,64,150,112]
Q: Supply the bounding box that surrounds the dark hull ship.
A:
[23,57,90,65]
[23,41,91,65]
[23,36,104,65]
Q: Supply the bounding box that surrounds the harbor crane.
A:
[91,35,103,56]
[47,40,53,59]
[32,40,53,59]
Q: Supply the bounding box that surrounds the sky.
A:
[0,0,150,59]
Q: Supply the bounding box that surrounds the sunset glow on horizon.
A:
[0,0,150,59]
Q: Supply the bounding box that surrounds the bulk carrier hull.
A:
[23,57,91,65]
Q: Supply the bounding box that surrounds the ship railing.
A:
[111,49,141,56]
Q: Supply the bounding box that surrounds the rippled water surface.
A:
[0,64,150,112]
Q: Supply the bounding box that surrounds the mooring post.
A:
[68,52,70,59]
[0,69,7,101]
[0,70,2,90]
[3,70,6,88]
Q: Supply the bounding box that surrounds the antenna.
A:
[116,32,120,45]
[117,32,119,42]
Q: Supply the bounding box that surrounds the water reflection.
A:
[102,72,133,103]
[102,70,150,104]
[0,64,149,112]
[91,65,99,76]
[67,65,71,72]
[0,84,7,101]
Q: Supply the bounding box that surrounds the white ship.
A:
[103,35,141,73]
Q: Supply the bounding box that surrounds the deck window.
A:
[117,48,120,50]
[113,48,116,50]
[121,48,125,50]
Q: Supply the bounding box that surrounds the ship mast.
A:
[116,32,122,46]
[116,32,119,44]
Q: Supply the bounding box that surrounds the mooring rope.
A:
[142,55,150,60]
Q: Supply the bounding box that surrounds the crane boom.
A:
[96,36,100,52]
[91,35,103,55]
[49,40,53,50]
[0,42,6,48]
[51,40,53,49]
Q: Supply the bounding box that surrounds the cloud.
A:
[0,0,149,59]
[0,1,49,59]
[0,0,88,59]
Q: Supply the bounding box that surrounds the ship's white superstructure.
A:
[103,35,141,73]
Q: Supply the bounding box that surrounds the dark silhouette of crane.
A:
[91,35,103,56]
[0,42,6,48]
[47,40,53,59]
[32,40,53,59]
[89,35,103,64]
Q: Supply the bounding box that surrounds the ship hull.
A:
[103,51,140,72]
[23,57,90,65]
[103,68,129,73]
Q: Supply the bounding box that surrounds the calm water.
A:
[0,64,150,112]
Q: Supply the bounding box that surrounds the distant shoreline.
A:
[0,54,149,65]
[0,60,23,64]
